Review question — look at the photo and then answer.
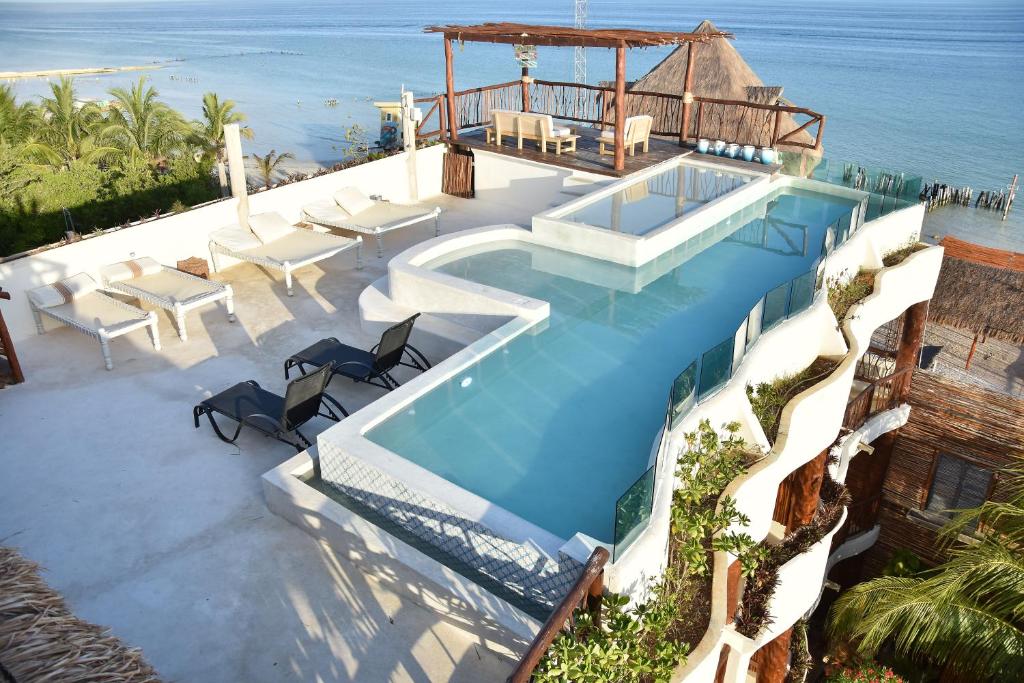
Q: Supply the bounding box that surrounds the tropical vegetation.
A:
[0,77,255,256]
[534,421,762,682]
[827,458,1024,680]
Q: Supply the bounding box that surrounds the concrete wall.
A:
[0,146,445,342]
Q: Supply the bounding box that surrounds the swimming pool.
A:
[564,162,756,236]
[365,187,858,543]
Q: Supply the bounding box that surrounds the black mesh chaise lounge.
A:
[283,314,431,391]
[193,363,348,451]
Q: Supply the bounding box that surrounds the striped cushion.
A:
[30,273,98,309]
[101,257,163,284]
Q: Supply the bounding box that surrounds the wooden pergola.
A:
[423,23,732,172]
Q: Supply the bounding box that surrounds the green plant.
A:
[340,123,370,162]
[825,662,904,683]
[102,76,189,165]
[786,618,812,683]
[827,271,875,322]
[827,458,1024,680]
[194,91,253,196]
[746,358,839,444]
[881,240,923,268]
[881,549,923,578]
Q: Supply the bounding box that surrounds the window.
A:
[924,453,993,519]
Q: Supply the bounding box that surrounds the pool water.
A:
[367,188,856,543]
[564,162,755,236]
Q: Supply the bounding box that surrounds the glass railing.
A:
[611,201,857,561]
[782,155,922,221]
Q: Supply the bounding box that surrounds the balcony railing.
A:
[842,367,912,431]
[506,547,609,683]
[415,80,826,150]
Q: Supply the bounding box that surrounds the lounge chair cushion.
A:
[552,126,572,137]
[101,257,163,284]
[115,270,223,305]
[248,212,296,244]
[333,187,375,216]
[48,294,150,333]
[304,200,434,232]
[211,224,262,252]
[244,229,351,264]
[29,273,99,309]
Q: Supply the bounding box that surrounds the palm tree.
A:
[102,76,189,165]
[0,85,37,146]
[194,92,253,196]
[827,460,1024,680]
[251,149,293,189]
[22,77,112,168]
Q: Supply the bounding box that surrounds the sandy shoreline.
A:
[0,64,163,80]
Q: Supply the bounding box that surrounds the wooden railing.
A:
[843,367,912,430]
[506,547,609,683]
[418,80,825,151]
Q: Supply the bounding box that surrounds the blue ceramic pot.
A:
[725,143,740,159]
[713,140,726,156]
[697,138,710,154]
[742,145,756,162]
[760,147,776,165]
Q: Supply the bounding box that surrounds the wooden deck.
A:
[449,126,686,177]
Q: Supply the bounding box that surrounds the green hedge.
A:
[0,151,219,257]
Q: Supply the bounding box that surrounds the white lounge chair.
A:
[209,212,362,296]
[302,187,441,258]
[28,273,161,371]
[599,115,654,157]
[100,257,234,342]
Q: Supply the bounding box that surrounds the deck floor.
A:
[452,126,686,177]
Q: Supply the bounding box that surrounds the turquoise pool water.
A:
[564,162,756,236]
[367,187,857,543]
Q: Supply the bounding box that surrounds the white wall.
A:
[0,146,445,342]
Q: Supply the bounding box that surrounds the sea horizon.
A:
[2,0,1022,247]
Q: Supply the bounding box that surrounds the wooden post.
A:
[770,109,783,147]
[613,42,626,172]
[894,300,928,400]
[444,35,458,140]
[814,114,827,150]
[679,41,697,145]
[586,567,604,630]
[1003,174,1018,221]
[0,289,25,385]
[521,66,531,112]
[754,630,793,683]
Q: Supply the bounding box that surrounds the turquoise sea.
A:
[1,0,1022,246]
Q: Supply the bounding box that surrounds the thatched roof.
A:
[745,85,783,105]
[0,546,162,682]
[930,256,1024,344]
[630,20,819,153]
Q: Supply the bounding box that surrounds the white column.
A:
[400,90,419,201]
[224,123,249,228]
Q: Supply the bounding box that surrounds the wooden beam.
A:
[444,36,458,140]
[614,42,626,172]
[895,300,928,400]
[521,66,530,112]
[680,41,697,145]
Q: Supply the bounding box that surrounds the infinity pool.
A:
[563,161,756,235]
[367,187,856,542]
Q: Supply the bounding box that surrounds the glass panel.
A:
[613,466,656,561]
[732,320,747,373]
[761,281,791,330]
[746,298,764,348]
[789,269,815,315]
[698,336,733,398]
[815,258,827,291]
[835,212,851,246]
[668,360,698,429]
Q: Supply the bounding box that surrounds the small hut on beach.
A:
[631,20,820,155]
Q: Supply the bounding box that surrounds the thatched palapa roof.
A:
[0,546,162,682]
[631,20,820,154]
[930,256,1024,344]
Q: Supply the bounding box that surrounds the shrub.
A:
[825,662,904,683]
[746,358,839,444]
[827,271,875,322]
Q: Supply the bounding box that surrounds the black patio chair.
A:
[193,363,348,451]
[283,314,431,391]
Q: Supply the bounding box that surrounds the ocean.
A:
[1,0,1022,247]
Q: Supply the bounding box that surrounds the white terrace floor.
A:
[0,194,543,682]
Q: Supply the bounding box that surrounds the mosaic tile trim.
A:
[320,440,584,610]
